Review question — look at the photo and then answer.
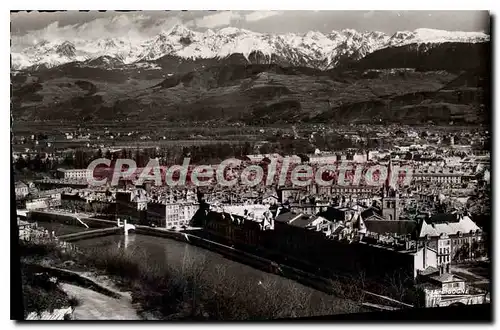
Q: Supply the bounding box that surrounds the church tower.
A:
[381,158,401,221]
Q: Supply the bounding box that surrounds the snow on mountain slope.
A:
[11,25,490,70]
[413,28,489,43]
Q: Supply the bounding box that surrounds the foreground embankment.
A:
[20,233,365,319]
[29,210,412,310]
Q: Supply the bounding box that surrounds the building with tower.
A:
[380,158,405,221]
[381,187,402,221]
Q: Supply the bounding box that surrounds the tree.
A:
[471,240,484,259]
[74,150,87,169]
[32,154,42,172]
[258,142,272,155]
[242,142,252,157]
[382,270,415,304]
[91,203,100,216]
[84,202,92,213]
[135,148,143,167]
[25,154,32,170]
[460,242,471,260]
[15,156,27,171]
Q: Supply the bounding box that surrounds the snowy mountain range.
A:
[11,25,490,70]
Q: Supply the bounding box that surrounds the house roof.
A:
[289,214,316,228]
[245,154,265,161]
[309,215,329,225]
[262,193,278,200]
[332,225,346,235]
[222,204,270,220]
[420,266,439,276]
[15,181,28,189]
[318,206,353,222]
[430,273,465,283]
[361,207,383,221]
[275,212,303,224]
[428,213,460,224]
[418,215,480,238]
[364,220,418,236]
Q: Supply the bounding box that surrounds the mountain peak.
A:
[204,29,215,36]
[167,24,193,36]
[363,31,387,39]
[35,39,50,47]
[388,31,415,44]
[218,27,244,35]
[55,41,76,58]
[60,40,75,47]
[342,29,360,36]
[98,38,118,49]
[304,30,325,40]
[12,27,490,70]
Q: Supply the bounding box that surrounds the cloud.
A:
[11,10,489,52]
[244,11,282,22]
[11,13,184,49]
[187,11,242,29]
[363,11,375,18]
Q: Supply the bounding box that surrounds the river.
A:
[37,221,366,316]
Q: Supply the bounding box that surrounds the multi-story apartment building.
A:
[417,214,483,262]
[57,168,92,180]
[165,202,199,229]
[413,173,464,184]
[15,181,29,198]
[289,202,329,216]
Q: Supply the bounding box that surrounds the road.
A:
[60,283,140,320]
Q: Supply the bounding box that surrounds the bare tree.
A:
[384,270,413,303]
[91,203,100,216]
[84,202,92,213]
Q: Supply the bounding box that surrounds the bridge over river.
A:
[36,222,370,316]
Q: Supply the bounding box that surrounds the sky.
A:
[10,10,490,48]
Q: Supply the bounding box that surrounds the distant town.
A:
[15,122,491,313]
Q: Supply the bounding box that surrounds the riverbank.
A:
[20,229,366,320]
[21,262,78,320]
[28,210,413,309]
[18,226,78,320]
[130,226,415,309]
[22,262,141,320]
[40,221,374,308]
